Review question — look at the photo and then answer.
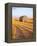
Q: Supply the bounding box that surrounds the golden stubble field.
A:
[12,18,33,40]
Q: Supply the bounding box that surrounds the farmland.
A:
[12,18,33,40]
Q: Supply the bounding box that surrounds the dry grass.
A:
[12,19,33,40]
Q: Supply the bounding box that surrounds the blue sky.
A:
[12,7,33,18]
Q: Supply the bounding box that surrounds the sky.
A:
[12,7,33,18]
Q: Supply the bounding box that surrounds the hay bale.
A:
[19,16,27,22]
